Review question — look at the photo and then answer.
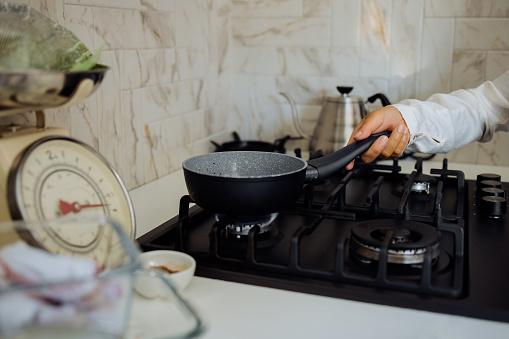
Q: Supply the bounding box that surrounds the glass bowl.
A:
[0,217,204,338]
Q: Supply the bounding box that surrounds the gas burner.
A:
[215,213,279,237]
[408,173,436,194]
[391,174,436,201]
[411,181,431,194]
[349,219,441,265]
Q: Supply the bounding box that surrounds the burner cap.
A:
[215,213,278,236]
[349,219,441,265]
[392,174,436,198]
[410,181,431,194]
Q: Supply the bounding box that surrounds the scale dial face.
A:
[8,136,135,263]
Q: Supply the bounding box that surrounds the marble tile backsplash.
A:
[1,0,233,191]
[0,0,508,193]
[232,0,509,166]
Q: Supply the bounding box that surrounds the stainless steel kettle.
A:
[280,87,391,155]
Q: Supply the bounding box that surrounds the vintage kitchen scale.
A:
[0,68,136,266]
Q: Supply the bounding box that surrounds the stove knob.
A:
[480,196,507,218]
[476,173,501,187]
[481,187,506,198]
[478,180,503,194]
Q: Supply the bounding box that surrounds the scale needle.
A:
[59,199,108,215]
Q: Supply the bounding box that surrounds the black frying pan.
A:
[183,132,389,216]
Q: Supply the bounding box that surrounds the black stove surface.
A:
[138,158,509,323]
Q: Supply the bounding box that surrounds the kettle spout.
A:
[279,92,312,140]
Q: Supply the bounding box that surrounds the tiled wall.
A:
[231,0,509,165]
[0,0,234,191]
[1,0,509,193]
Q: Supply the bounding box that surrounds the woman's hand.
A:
[345,106,410,170]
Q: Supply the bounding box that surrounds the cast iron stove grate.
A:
[139,158,467,299]
[139,155,509,323]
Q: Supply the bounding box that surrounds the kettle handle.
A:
[279,92,312,140]
[367,93,391,107]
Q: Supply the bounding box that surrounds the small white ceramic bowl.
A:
[135,250,196,299]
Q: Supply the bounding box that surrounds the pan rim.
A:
[182,151,308,179]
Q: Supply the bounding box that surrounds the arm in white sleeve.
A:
[392,70,509,154]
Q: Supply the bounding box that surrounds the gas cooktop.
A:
[138,158,509,323]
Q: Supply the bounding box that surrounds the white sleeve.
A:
[392,70,509,154]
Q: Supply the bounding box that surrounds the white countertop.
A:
[129,159,509,339]
[182,276,509,339]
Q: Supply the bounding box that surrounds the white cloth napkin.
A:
[0,242,126,337]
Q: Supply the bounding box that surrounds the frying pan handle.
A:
[305,132,391,181]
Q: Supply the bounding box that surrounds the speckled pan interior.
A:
[183,151,307,178]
